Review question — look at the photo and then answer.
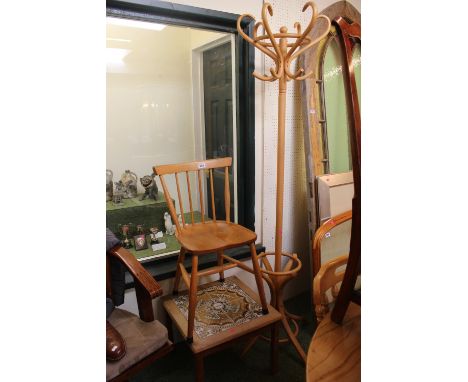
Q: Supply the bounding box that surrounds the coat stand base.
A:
[242,252,306,364]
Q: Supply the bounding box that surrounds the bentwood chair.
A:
[153,157,269,343]
[311,211,360,322]
[312,254,348,322]
[312,210,352,278]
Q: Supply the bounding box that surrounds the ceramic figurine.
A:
[149,227,160,244]
[140,174,158,201]
[113,181,125,205]
[164,212,176,236]
[121,170,138,199]
[106,169,113,202]
[120,224,132,249]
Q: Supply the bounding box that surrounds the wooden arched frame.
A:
[330,15,361,324]
[300,1,360,231]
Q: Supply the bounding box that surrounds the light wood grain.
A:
[312,210,352,277]
[209,169,216,221]
[307,303,360,382]
[154,157,232,175]
[186,171,195,224]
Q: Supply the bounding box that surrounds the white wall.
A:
[107,24,227,212]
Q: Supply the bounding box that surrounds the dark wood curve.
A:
[108,245,163,321]
[330,17,361,324]
[106,244,173,382]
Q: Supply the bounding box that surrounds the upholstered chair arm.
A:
[109,246,163,322]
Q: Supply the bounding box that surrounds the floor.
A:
[131,291,316,382]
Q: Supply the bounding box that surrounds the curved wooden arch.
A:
[300,0,361,179]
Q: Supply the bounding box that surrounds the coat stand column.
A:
[237,2,330,364]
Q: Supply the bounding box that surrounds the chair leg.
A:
[173,247,186,295]
[165,311,174,342]
[249,243,269,314]
[270,322,279,375]
[195,353,204,382]
[187,254,199,344]
[217,250,225,282]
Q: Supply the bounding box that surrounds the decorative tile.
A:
[172,279,264,339]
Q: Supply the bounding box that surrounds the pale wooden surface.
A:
[306,303,360,382]
[174,221,256,255]
[154,157,232,175]
[162,276,281,354]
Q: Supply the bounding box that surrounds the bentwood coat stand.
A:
[237,2,331,363]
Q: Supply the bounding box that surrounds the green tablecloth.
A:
[107,194,205,260]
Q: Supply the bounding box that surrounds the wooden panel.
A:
[306,303,360,382]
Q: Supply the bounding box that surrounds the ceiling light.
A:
[107,17,167,31]
[107,38,132,43]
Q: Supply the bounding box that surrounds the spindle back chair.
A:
[153,157,269,343]
[154,157,232,235]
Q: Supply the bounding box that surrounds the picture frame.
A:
[133,234,148,251]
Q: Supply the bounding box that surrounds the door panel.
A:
[202,42,234,220]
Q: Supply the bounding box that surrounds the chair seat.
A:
[162,276,281,354]
[176,221,257,254]
[106,308,169,381]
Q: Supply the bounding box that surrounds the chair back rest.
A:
[313,255,348,322]
[153,157,232,235]
[312,210,352,277]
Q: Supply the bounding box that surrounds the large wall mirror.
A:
[106,0,256,232]
[320,33,361,174]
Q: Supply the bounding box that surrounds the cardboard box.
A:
[317,172,354,224]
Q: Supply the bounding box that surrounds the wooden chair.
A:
[307,255,360,382]
[313,254,348,322]
[312,210,352,278]
[106,244,174,382]
[153,157,269,343]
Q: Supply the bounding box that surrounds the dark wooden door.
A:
[203,42,234,220]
